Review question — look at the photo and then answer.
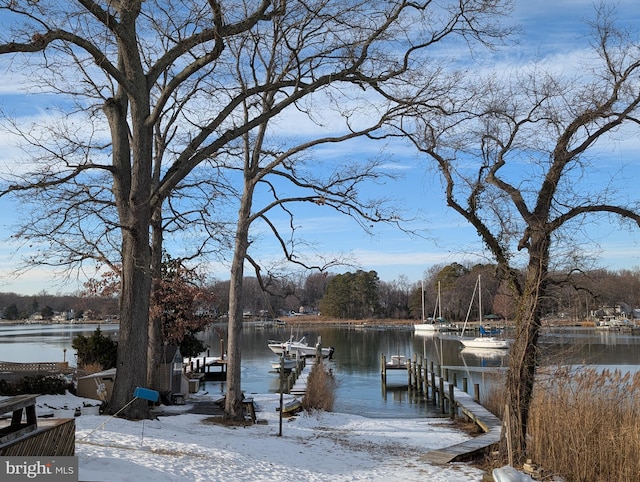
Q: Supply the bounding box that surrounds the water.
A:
[0,323,119,365]
[2,322,639,419]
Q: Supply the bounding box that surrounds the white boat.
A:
[386,354,408,368]
[270,358,298,372]
[460,346,509,359]
[459,275,510,350]
[460,336,510,349]
[414,281,457,333]
[267,335,334,358]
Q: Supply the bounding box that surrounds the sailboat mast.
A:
[421,279,425,322]
[437,281,441,319]
[478,275,482,325]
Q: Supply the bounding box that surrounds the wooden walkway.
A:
[421,375,502,464]
[289,363,311,396]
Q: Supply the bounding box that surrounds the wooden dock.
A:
[184,356,227,381]
[289,362,311,396]
[421,378,502,464]
[381,353,503,464]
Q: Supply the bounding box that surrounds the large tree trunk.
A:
[148,205,164,390]
[225,187,253,420]
[502,231,549,462]
[107,223,152,418]
[103,24,154,416]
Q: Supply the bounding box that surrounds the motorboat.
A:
[385,354,408,368]
[267,335,334,358]
[270,358,298,372]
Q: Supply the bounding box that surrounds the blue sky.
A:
[1,1,639,295]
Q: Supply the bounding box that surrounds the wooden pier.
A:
[289,362,311,396]
[184,356,227,381]
[381,352,502,463]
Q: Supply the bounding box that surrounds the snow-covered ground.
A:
[13,392,487,481]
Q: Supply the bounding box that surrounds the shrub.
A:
[0,375,73,396]
[72,327,117,369]
[302,360,337,411]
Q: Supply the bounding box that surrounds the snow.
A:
[9,392,486,481]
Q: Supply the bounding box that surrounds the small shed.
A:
[76,368,116,401]
[154,345,188,396]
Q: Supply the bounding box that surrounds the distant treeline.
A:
[1,263,639,322]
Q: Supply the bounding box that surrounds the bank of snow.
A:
[31,393,486,481]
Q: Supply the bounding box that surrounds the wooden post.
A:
[407,357,412,387]
[381,354,387,384]
[444,368,449,382]
[316,336,322,362]
[474,383,480,403]
[439,377,445,414]
[430,370,436,404]
[453,372,457,388]
[449,383,455,419]
[278,355,284,436]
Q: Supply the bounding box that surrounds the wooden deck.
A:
[0,361,73,382]
[0,394,75,456]
[421,376,502,464]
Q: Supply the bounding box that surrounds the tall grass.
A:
[302,359,337,411]
[527,366,640,482]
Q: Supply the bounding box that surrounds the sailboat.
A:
[414,281,455,333]
[460,275,510,349]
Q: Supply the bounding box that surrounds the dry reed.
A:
[302,359,337,411]
[527,366,640,481]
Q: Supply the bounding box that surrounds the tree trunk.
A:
[225,187,253,420]
[148,205,164,390]
[106,222,152,419]
[103,30,154,415]
[502,232,549,462]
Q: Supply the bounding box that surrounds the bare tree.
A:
[403,8,640,461]
[0,0,509,418]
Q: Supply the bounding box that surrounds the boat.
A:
[385,354,408,368]
[280,398,303,415]
[414,281,457,333]
[460,336,510,349]
[270,358,298,372]
[460,346,509,359]
[267,335,334,358]
[459,275,510,350]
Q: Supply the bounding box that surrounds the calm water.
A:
[2,322,640,418]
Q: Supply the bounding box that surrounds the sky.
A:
[0,1,639,296]
[14,391,490,482]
